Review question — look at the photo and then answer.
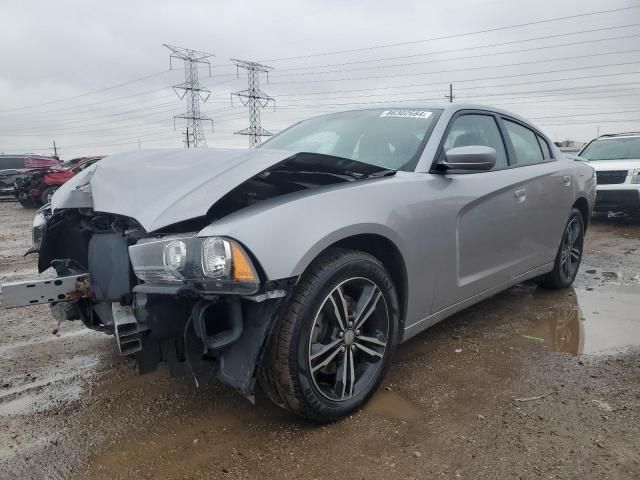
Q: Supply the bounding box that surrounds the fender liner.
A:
[217,293,290,402]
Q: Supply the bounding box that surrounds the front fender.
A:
[289,222,404,278]
[197,179,410,281]
[198,173,439,334]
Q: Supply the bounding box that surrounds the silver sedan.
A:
[1,104,596,422]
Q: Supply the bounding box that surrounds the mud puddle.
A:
[525,286,640,356]
[364,390,420,420]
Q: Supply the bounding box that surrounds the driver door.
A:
[430,111,534,312]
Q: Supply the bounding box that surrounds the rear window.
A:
[537,135,552,160]
[580,137,640,160]
[24,157,60,168]
[0,156,24,169]
[503,120,544,166]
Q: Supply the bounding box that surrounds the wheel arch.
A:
[296,232,409,334]
[572,196,590,232]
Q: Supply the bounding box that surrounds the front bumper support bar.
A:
[0,274,91,309]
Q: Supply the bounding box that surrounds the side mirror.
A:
[441,145,497,171]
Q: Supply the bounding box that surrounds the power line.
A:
[274,82,640,105]
[263,75,640,110]
[16,112,252,151]
[271,23,640,73]
[0,77,239,120]
[270,51,640,85]
[2,7,637,123]
[4,68,639,135]
[261,5,640,62]
[0,70,172,114]
[5,26,638,121]
[7,35,634,124]
[0,106,245,136]
[529,109,640,120]
[538,117,640,126]
[4,79,638,137]
[268,35,640,79]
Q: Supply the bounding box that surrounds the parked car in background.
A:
[1,105,595,422]
[578,132,640,215]
[0,155,60,198]
[13,156,103,208]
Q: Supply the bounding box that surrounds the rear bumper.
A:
[594,185,640,211]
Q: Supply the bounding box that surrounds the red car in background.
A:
[13,156,103,208]
[0,155,61,198]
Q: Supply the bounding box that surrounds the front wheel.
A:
[538,208,585,289]
[17,197,37,209]
[259,248,399,422]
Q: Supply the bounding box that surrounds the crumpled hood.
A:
[52,148,296,232]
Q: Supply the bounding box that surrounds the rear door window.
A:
[537,135,552,160]
[0,156,24,169]
[503,120,544,166]
[442,114,508,169]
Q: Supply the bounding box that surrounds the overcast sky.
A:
[1,0,639,158]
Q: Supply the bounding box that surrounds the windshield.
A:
[580,137,640,160]
[261,108,441,171]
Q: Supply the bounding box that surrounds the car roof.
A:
[596,132,640,139]
[309,103,536,127]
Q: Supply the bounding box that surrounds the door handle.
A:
[514,188,527,202]
[563,175,571,186]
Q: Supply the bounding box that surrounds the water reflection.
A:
[527,302,584,355]
[527,286,640,356]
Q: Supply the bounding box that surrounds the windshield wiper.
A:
[342,169,396,179]
[361,169,396,179]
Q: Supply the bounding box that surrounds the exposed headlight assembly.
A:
[32,211,46,250]
[631,168,640,184]
[31,205,51,252]
[129,235,259,295]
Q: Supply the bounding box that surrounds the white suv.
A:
[578,132,640,215]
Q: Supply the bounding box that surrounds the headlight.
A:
[32,210,47,250]
[631,168,640,184]
[164,240,187,271]
[201,237,231,278]
[129,235,259,295]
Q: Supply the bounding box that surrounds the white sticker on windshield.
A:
[380,110,432,119]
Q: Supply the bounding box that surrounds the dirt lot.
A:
[1,201,639,479]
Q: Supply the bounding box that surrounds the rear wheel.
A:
[538,208,584,289]
[259,248,399,422]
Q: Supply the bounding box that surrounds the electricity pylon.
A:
[164,44,214,148]
[231,59,275,149]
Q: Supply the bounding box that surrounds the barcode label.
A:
[380,110,432,119]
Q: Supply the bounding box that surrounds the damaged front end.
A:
[0,148,395,401]
[1,203,292,401]
[13,169,46,208]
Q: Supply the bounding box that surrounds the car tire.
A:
[17,197,37,209]
[259,248,400,422]
[538,208,585,289]
[40,186,58,205]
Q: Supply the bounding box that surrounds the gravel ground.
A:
[0,201,639,479]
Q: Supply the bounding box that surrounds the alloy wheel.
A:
[308,277,390,401]
[560,217,582,282]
